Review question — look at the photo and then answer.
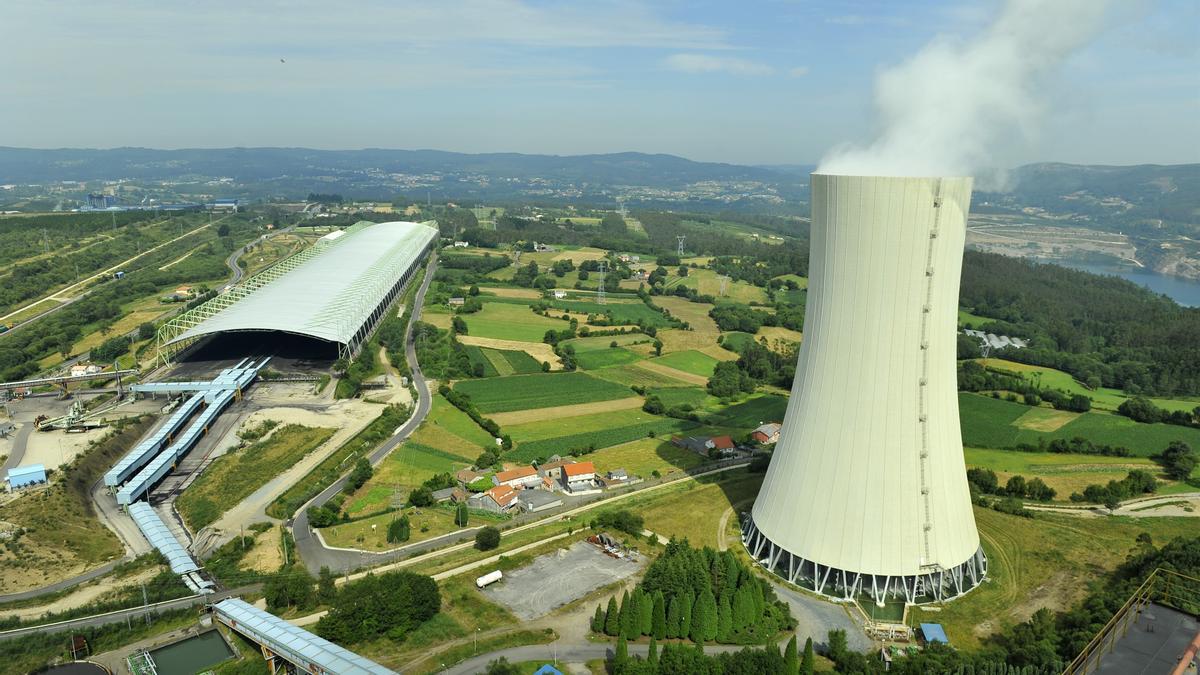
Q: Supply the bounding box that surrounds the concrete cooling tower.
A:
[744,174,987,605]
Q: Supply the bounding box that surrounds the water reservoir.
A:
[147,630,234,674]
[41,664,109,675]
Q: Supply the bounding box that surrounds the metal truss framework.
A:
[155,221,435,364]
[741,517,987,606]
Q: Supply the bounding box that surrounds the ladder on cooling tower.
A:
[916,181,944,565]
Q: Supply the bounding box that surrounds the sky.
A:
[2,0,1197,167]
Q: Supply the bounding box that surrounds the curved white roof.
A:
[170,221,436,347]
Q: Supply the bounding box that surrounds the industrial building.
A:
[746,174,986,605]
[6,464,47,490]
[155,220,437,362]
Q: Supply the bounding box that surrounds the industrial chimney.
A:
[744,174,986,605]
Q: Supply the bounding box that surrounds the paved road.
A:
[0,559,124,605]
[0,584,260,641]
[291,253,439,574]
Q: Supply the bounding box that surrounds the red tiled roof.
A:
[494,466,537,483]
[710,435,735,450]
[563,461,596,478]
[486,484,517,507]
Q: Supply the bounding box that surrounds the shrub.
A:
[475,526,501,551]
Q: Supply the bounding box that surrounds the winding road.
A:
[290,252,439,574]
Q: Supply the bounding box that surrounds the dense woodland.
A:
[959,251,1200,396]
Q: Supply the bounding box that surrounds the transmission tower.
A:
[676,235,686,256]
[718,275,729,296]
[597,262,607,305]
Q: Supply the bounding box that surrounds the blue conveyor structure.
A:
[104,393,205,488]
[128,501,215,594]
[213,598,396,674]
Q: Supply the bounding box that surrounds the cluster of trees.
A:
[959,250,1200,396]
[439,252,510,275]
[387,516,410,543]
[967,468,1057,501]
[91,335,132,362]
[413,321,473,380]
[315,570,440,644]
[599,637,817,675]
[1118,396,1200,429]
[591,508,644,536]
[957,361,1092,413]
[596,540,794,645]
[708,339,796,399]
[307,193,344,204]
[1009,437,1132,457]
[1070,469,1158,508]
[1158,441,1197,481]
[333,338,381,398]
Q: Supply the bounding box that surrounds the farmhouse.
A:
[562,461,598,493]
[471,484,519,513]
[751,422,782,444]
[553,290,567,300]
[537,458,577,480]
[453,241,470,247]
[69,363,103,378]
[448,297,466,307]
[456,468,484,484]
[493,465,541,489]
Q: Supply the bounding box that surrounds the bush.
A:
[475,526,501,550]
[593,509,645,536]
[315,570,440,643]
[387,516,411,543]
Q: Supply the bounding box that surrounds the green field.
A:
[562,333,651,352]
[979,358,1200,413]
[586,437,709,478]
[590,363,697,388]
[660,268,768,304]
[321,505,466,551]
[426,395,498,447]
[506,418,699,462]
[462,302,565,342]
[913,507,1200,650]
[707,394,788,428]
[507,408,675,443]
[958,308,993,328]
[453,372,634,413]
[648,386,713,409]
[959,392,1200,456]
[471,347,542,376]
[463,345,498,377]
[719,331,756,352]
[775,289,807,305]
[548,298,673,327]
[574,347,643,370]
[649,349,720,377]
[178,425,335,530]
[963,447,1164,499]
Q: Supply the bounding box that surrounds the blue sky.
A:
[2,0,1196,166]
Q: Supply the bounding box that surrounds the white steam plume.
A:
[818,0,1113,177]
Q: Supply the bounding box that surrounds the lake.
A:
[1051,260,1200,308]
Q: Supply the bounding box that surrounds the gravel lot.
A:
[484,541,644,620]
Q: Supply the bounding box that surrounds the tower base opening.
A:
[742,517,987,606]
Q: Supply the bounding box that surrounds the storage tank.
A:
[744,174,987,605]
[475,570,503,588]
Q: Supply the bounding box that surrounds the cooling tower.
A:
[744,174,986,605]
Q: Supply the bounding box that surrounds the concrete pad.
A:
[483,541,644,620]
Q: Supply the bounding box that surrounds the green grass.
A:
[587,437,709,477]
[507,408,671,442]
[548,299,673,327]
[649,387,713,409]
[564,333,651,352]
[506,417,700,462]
[963,447,1164,499]
[775,289,807,305]
[321,505,465,551]
[979,358,1200,413]
[426,395,498,447]
[590,363,697,388]
[497,348,544,374]
[575,347,643,370]
[707,394,788,427]
[463,345,499,377]
[178,425,335,530]
[453,372,634,413]
[912,507,1200,650]
[959,392,1200,456]
[649,349,720,377]
[481,347,515,376]
[638,472,764,548]
[719,331,755,352]
[660,268,768,304]
[958,308,993,328]
[462,302,566,342]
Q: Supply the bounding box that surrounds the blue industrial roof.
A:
[214,598,395,675]
[7,464,46,480]
[920,623,949,644]
[534,666,564,675]
[127,502,199,575]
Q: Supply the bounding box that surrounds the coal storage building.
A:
[156,220,437,363]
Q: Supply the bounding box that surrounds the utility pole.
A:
[597,262,607,305]
[676,235,685,256]
[141,582,149,625]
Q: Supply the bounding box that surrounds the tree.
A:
[618,590,635,639]
[600,213,628,235]
[647,635,658,667]
[678,591,694,640]
[455,502,469,527]
[408,486,435,507]
[1161,441,1197,481]
[475,526,501,550]
[318,566,337,604]
[784,635,798,674]
[315,571,440,644]
[264,566,316,611]
[827,629,848,663]
[717,594,733,641]
[665,595,682,638]
[484,657,520,675]
[653,339,663,356]
[801,637,815,675]
[614,636,629,668]
[604,597,620,636]
[348,458,373,490]
[138,321,156,340]
[217,222,231,237]
[691,587,717,643]
[592,604,605,633]
[387,515,411,543]
[1005,474,1027,498]
[652,591,667,639]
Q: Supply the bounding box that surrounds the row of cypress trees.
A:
[607,633,818,674]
